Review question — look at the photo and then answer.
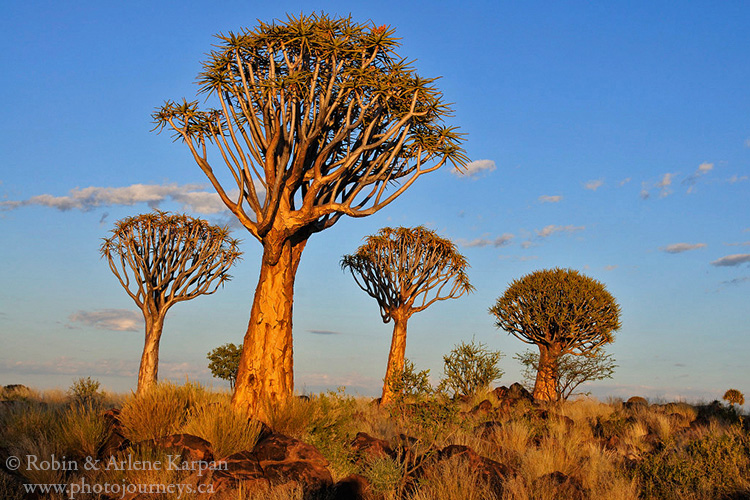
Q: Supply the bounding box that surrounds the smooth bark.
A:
[137,315,165,394]
[533,344,560,401]
[380,311,409,406]
[231,237,306,420]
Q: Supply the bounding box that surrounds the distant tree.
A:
[439,338,504,399]
[207,343,243,389]
[515,348,617,401]
[490,268,621,401]
[153,13,467,418]
[101,211,241,394]
[723,389,745,407]
[342,226,473,405]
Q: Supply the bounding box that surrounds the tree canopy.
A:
[490,268,621,355]
[342,226,473,323]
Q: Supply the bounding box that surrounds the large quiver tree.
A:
[490,268,621,401]
[153,14,467,417]
[342,226,473,405]
[101,211,241,394]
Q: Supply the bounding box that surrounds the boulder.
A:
[434,445,508,492]
[533,471,586,500]
[350,432,395,464]
[332,474,372,500]
[470,399,493,416]
[150,434,213,463]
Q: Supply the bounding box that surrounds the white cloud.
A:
[619,178,632,187]
[656,173,673,189]
[744,138,750,148]
[729,175,748,183]
[0,356,207,379]
[603,265,618,271]
[698,162,714,173]
[0,182,266,215]
[69,309,143,331]
[584,179,604,191]
[458,233,514,248]
[538,195,562,203]
[660,243,707,254]
[453,159,496,178]
[536,224,585,238]
[711,254,750,267]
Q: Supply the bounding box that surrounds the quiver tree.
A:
[490,268,621,402]
[342,226,473,405]
[101,211,241,394]
[153,13,467,417]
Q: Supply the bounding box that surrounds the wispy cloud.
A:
[307,329,343,335]
[0,182,264,215]
[660,243,707,254]
[729,174,748,183]
[453,159,496,178]
[744,138,750,148]
[683,162,714,193]
[725,241,750,247]
[584,179,604,191]
[619,178,632,186]
[641,173,675,199]
[538,195,562,203]
[536,224,585,238]
[69,309,143,331]
[0,356,207,379]
[711,254,750,267]
[720,276,750,286]
[457,233,514,248]
[603,265,618,271]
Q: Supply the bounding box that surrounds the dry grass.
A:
[2,382,748,500]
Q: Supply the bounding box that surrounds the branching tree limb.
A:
[152,13,467,417]
[101,211,241,393]
[342,226,473,404]
[490,268,621,402]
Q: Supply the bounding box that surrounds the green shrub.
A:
[67,377,103,405]
[439,339,503,399]
[634,426,750,499]
[207,343,243,389]
[386,358,433,402]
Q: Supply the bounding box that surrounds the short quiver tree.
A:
[342,226,473,405]
[101,211,241,394]
[153,13,467,417]
[490,268,621,401]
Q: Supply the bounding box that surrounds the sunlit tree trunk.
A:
[380,311,409,406]
[232,237,306,420]
[137,314,165,394]
[533,344,560,401]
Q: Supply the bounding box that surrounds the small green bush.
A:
[68,377,103,405]
[207,343,243,389]
[439,339,504,399]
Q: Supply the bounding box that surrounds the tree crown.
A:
[153,13,467,249]
[101,211,242,312]
[490,268,621,354]
[341,226,473,322]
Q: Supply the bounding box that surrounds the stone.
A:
[332,474,372,500]
[533,471,586,500]
[350,432,395,463]
[474,420,503,437]
[150,434,214,462]
[470,399,493,416]
[253,433,329,469]
[435,445,508,492]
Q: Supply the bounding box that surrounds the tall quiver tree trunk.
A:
[533,344,560,401]
[380,309,410,406]
[137,312,166,394]
[232,235,307,420]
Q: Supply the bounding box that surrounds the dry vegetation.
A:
[1,383,748,499]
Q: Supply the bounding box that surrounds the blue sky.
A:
[1,1,748,404]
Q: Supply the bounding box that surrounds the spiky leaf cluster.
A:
[153,13,467,245]
[101,211,242,314]
[341,226,473,322]
[491,268,621,355]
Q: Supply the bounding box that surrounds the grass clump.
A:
[182,397,264,458]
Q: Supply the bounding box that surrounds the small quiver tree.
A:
[153,13,467,417]
[490,268,621,402]
[342,226,473,405]
[101,211,241,394]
